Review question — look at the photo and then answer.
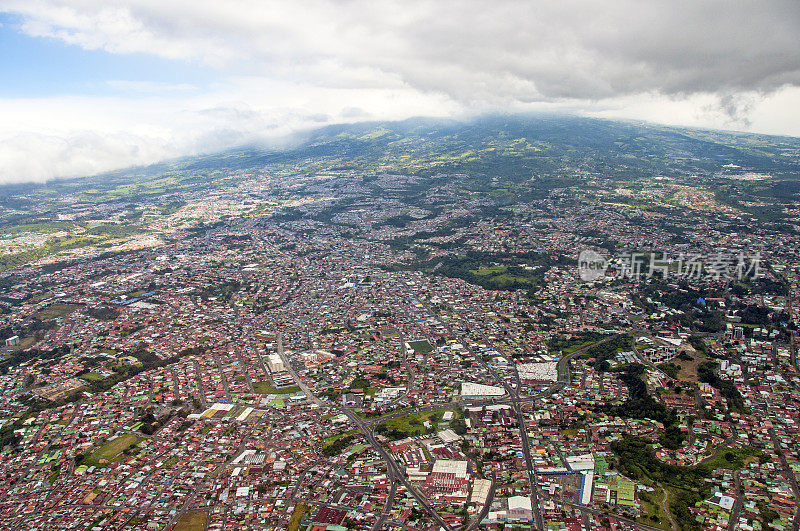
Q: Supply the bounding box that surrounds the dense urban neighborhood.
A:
[0,117,799,531]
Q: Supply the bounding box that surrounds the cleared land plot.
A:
[322,429,358,449]
[13,336,38,351]
[670,347,705,383]
[35,378,86,401]
[175,511,208,531]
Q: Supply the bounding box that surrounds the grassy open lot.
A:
[174,511,208,531]
[674,349,705,383]
[287,503,310,531]
[406,339,433,354]
[547,331,608,354]
[253,381,300,394]
[636,487,673,530]
[471,265,506,276]
[12,336,38,351]
[322,429,358,448]
[34,304,80,321]
[379,409,455,438]
[467,264,539,289]
[94,435,139,461]
[698,445,760,473]
[655,346,705,383]
[79,372,104,382]
[322,430,359,456]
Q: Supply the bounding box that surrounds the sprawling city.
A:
[2,2,800,531]
[0,115,799,531]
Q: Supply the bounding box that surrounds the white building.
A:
[507,496,533,520]
[517,362,558,381]
[471,478,491,506]
[432,459,469,479]
[266,353,285,373]
[566,454,595,505]
[460,382,505,398]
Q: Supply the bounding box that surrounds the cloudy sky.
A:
[0,0,799,184]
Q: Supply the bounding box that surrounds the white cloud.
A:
[7,0,798,99]
[0,0,799,183]
[0,79,461,183]
[104,80,199,93]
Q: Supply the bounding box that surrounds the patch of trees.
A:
[138,410,169,435]
[349,377,370,390]
[374,372,397,385]
[697,361,746,413]
[271,207,305,222]
[658,362,681,380]
[738,304,770,326]
[0,344,70,375]
[611,436,708,530]
[198,280,242,303]
[185,220,224,238]
[379,213,417,228]
[635,281,727,332]
[0,420,23,449]
[752,277,788,296]
[374,423,410,440]
[410,249,567,294]
[584,333,632,367]
[603,364,685,449]
[756,500,779,525]
[84,306,120,321]
[158,200,186,216]
[451,418,468,435]
[322,434,355,456]
[688,336,710,357]
[547,331,607,353]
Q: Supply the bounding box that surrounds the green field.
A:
[636,487,672,530]
[547,332,608,354]
[322,429,358,448]
[472,265,507,276]
[407,340,433,354]
[79,372,104,382]
[378,410,455,438]
[34,304,80,321]
[94,435,139,461]
[11,336,38,351]
[697,446,760,473]
[469,264,540,289]
[253,381,300,394]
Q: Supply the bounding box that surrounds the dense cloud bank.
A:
[1,0,799,183]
